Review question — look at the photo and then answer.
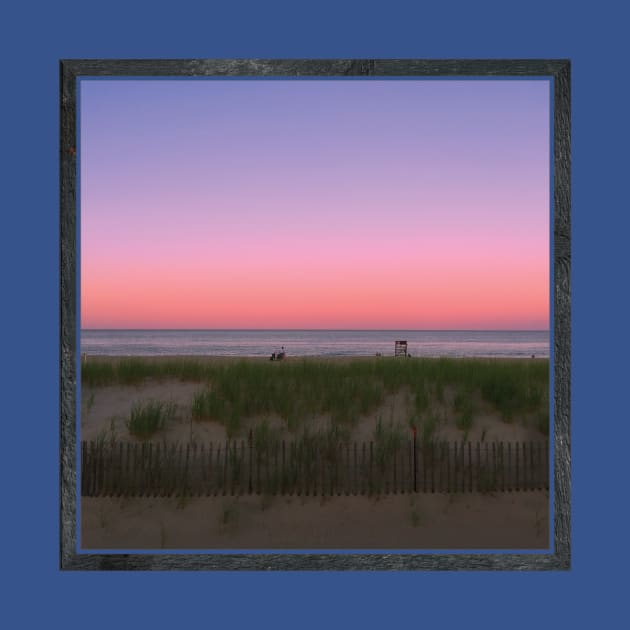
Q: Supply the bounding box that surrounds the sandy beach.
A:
[80,355,550,550]
[82,492,549,550]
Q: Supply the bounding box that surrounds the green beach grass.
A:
[83,356,549,439]
[126,400,177,438]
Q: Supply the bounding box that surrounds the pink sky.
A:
[80,79,550,330]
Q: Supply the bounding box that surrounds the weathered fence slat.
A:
[353,442,358,496]
[81,438,550,497]
[443,442,449,493]
[515,442,520,492]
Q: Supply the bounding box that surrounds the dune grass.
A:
[82,357,216,386]
[85,356,549,437]
[126,400,177,438]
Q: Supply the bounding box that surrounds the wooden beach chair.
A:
[395,340,407,357]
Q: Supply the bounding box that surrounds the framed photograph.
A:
[60,59,570,570]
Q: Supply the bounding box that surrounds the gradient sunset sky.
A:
[80,79,550,330]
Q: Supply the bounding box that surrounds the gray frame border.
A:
[60,58,570,571]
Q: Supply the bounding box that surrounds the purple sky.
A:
[80,78,550,329]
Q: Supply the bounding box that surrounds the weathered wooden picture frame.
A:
[60,59,570,570]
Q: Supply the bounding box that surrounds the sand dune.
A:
[80,356,550,550]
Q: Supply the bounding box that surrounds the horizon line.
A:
[81,327,550,332]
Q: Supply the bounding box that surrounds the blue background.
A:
[2,0,627,627]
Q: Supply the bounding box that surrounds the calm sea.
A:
[80,330,549,359]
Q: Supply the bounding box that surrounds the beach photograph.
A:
[78,78,551,550]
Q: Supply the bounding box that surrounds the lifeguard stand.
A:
[395,340,408,357]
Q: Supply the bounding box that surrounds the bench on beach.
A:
[395,340,407,357]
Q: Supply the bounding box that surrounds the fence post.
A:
[413,433,417,493]
[237,440,244,496]
[143,442,149,497]
[314,441,320,497]
[340,442,351,496]
[455,441,459,493]
[484,442,489,493]
[515,442,520,491]
[176,444,183,498]
[392,442,398,494]
[446,441,451,493]
[304,441,310,496]
[158,442,165,497]
[523,441,527,490]
[122,442,129,496]
[353,442,358,496]
[188,442,195,497]
[199,443,205,496]
[272,441,278,496]
[424,443,428,494]
[216,443,223,496]
[337,444,341,497]
[446,442,451,493]
[437,442,446,492]
[493,442,497,493]
[536,441,543,490]
[135,442,142,498]
[498,442,505,492]
[361,442,366,495]
[116,441,122,498]
[130,443,137,497]
[247,429,252,494]
[298,440,302,496]
[281,440,286,495]
[532,441,537,490]
[475,442,480,492]
[144,442,156,497]
[225,441,230,496]
[289,440,298,496]
[209,443,216,497]
[182,443,189,498]
[105,442,113,497]
[93,442,100,497]
[262,442,268,497]
[461,441,465,492]
[468,442,472,492]
[436,442,441,493]
[431,441,437,493]
[232,441,237,496]
[369,441,373,496]
[401,443,407,494]
[346,443,351,496]
[507,442,512,492]
[90,442,98,497]
[146,442,153,497]
[155,442,164,497]
[306,442,311,496]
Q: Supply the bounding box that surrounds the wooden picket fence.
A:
[80,438,549,498]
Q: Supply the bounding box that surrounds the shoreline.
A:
[81,354,549,362]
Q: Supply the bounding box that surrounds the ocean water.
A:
[80,330,549,359]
